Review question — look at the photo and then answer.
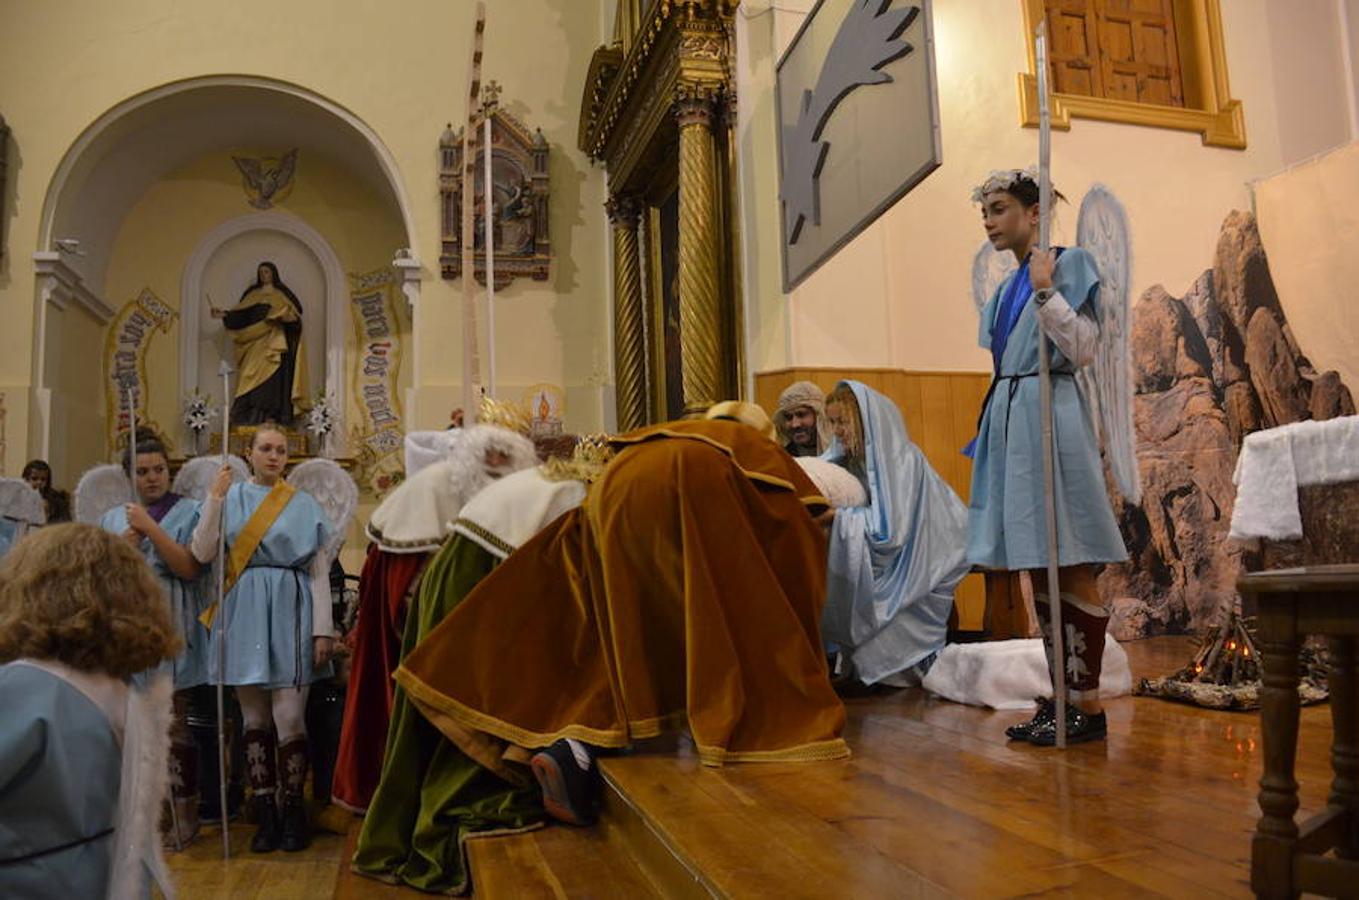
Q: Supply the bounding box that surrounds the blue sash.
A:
[962,249,1065,458]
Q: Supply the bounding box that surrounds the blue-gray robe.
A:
[0,662,121,899]
[209,481,333,689]
[966,246,1128,570]
[102,497,210,690]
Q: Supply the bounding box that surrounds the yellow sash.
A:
[199,481,297,629]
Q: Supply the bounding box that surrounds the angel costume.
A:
[0,662,173,900]
[352,466,585,895]
[0,478,45,560]
[101,494,210,691]
[333,425,537,813]
[190,475,337,850]
[197,481,333,689]
[966,246,1127,570]
[821,381,970,685]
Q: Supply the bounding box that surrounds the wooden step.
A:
[466,816,663,899]
[598,748,947,899]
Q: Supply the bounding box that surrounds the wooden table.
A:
[1239,564,1359,898]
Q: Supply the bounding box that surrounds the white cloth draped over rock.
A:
[922,639,1132,710]
[1229,414,1359,540]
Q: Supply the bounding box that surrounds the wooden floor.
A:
[168,637,1338,898]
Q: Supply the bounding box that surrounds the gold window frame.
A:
[1018,0,1246,149]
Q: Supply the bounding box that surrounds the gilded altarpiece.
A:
[580,1,743,427]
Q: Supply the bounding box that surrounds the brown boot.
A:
[243,728,281,853]
[164,740,200,849]
[1058,593,1110,706]
[278,738,311,852]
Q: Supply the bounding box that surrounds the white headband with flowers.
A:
[970,165,1046,204]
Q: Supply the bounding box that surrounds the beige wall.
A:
[1254,140,1359,394]
[737,0,1356,378]
[39,302,106,488]
[0,0,610,474]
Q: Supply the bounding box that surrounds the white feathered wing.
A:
[74,465,132,524]
[287,459,359,562]
[171,455,251,501]
[1075,184,1141,504]
[0,478,46,526]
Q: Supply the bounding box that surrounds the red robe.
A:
[332,545,428,812]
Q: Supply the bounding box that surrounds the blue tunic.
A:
[966,246,1128,570]
[102,497,211,690]
[209,481,333,689]
[0,663,121,899]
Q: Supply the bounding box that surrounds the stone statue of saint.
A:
[210,261,309,425]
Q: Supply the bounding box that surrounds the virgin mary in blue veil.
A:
[821,381,970,686]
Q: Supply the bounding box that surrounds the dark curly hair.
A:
[0,523,181,678]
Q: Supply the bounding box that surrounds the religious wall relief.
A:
[438,89,551,288]
[232,149,299,209]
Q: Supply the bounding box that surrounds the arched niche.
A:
[32,75,423,462]
[181,211,347,455]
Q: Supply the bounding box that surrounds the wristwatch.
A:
[1034,288,1053,305]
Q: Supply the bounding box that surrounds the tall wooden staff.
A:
[214,360,233,857]
[460,2,487,412]
[1035,21,1068,749]
[125,385,137,495]
[483,81,498,398]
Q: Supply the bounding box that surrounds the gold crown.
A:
[477,394,532,435]
[541,433,616,485]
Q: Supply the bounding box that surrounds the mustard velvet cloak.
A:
[396,419,849,768]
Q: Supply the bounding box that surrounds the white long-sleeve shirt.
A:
[1034,289,1098,368]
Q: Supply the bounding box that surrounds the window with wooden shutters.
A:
[1045,0,1184,106]
[1018,0,1245,149]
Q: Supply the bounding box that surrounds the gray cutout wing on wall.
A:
[777,0,941,290]
[781,1,919,246]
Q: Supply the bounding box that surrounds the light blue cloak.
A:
[0,663,121,899]
[966,246,1128,570]
[208,481,333,689]
[821,381,970,684]
[101,496,211,690]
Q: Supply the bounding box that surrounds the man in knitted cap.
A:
[774,381,830,457]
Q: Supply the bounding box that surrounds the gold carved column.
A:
[675,84,726,414]
[607,195,647,432]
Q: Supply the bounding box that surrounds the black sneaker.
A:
[530,739,601,827]
[1027,706,1107,747]
[1005,696,1056,741]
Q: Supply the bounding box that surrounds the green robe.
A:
[350,535,543,895]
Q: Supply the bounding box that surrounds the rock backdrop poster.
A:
[1101,210,1353,640]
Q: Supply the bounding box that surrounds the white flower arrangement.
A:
[182,389,217,435]
[307,391,337,440]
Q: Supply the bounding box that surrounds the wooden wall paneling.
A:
[755,367,992,631]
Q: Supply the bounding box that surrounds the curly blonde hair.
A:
[825,384,865,462]
[0,523,181,678]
